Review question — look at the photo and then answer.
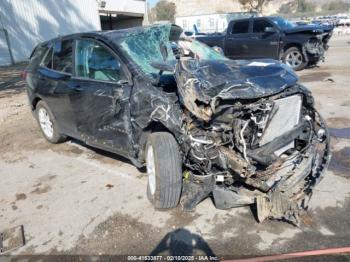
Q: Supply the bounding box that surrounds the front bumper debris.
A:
[180,107,331,225]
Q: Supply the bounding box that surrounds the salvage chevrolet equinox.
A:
[24,24,331,224]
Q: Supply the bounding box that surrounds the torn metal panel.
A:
[181,174,216,211]
[213,186,254,209]
[256,192,300,225]
[174,57,298,121]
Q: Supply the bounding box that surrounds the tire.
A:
[282,47,307,71]
[146,132,182,209]
[35,100,67,144]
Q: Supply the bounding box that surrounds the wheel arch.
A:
[283,43,303,53]
[137,121,179,164]
[31,96,42,111]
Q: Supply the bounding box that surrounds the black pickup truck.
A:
[195,16,333,70]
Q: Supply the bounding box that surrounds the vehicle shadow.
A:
[69,138,146,172]
[0,63,27,96]
[149,228,217,260]
[0,77,25,93]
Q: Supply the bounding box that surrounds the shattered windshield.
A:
[179,40,229,61]
[120,24,228,78]
[120,24,176,77]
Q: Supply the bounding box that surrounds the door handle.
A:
[270,41,279,45]
[251,36,259,40]
[71,84,83,92]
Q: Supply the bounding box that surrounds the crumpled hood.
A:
[174,58,298,120]
[284,24,333,34]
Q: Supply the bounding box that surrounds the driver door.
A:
[69,38,133,155]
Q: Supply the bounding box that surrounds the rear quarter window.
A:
[27,45,48,70]
[41,40,73,74]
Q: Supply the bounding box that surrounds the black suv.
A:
[24,24,330,224]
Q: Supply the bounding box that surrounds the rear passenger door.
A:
[69,38,133,155]
[248,18,280,59]
[37,39,77,137]
[224,19,251,59]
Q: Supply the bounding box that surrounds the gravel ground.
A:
[0,36,350,260]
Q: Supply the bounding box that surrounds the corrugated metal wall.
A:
[0,0,101,65]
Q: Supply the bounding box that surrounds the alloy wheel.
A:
[286,51,303,69]
[38,107,54,139]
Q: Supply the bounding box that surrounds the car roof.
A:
[232,16,280,23]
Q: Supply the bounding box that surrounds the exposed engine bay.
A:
[167,38,331,225]
[179,85,330,225]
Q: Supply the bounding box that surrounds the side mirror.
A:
[212,46,224,55]
[150,61,175,72]
[265,27,277,33]
[117,79,129,85]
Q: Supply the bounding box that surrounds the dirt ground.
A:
[1,36,350,260]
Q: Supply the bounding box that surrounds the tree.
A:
[153,0,176,23]
[238,0,271,13]
[323,0,350,11]
[296,0,316,13]
[278,1,298,14]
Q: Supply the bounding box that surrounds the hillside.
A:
[170,0,350,17]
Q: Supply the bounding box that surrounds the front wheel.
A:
[283,47,307,71]
[146,132,182,209]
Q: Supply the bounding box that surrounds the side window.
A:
[42,48,53,69]
[28,45,48,70]
[231,21,249,34]
[42,40,73,74]
[75,39,126,82]
[253,19,274,33]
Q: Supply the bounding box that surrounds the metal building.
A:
[0,0,147,66]
[0,0,101,66]
[98,0,146,30]
[176,12,258,33]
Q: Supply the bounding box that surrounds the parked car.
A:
[24,24,331,224]
[194,16,333,71]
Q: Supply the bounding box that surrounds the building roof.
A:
[38,23,181,47]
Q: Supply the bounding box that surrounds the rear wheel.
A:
[146,132,182,209]
[36,101,67,143]
[283,47,307,71]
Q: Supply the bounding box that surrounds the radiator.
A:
[260,95,302,146]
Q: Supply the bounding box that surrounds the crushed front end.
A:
[119,24,331,224]
[174,41,331,224]
[303,30,333,65]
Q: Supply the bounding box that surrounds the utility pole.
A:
[144,0,150,25]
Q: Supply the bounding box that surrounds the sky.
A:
[148,0,159,8]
